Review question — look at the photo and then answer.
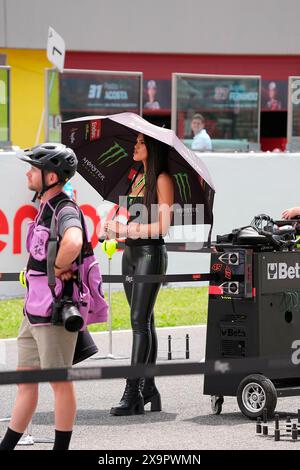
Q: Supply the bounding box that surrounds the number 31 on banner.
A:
[47,26,65,73]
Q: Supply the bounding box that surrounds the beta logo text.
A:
[267,262,300,280]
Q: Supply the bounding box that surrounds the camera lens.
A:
[61,303,84,332]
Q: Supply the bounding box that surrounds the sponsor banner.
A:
[60,72,142,116]
[175,74,260,143]
[177,77,260,112]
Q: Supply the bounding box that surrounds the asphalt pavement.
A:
[0,325,300,450]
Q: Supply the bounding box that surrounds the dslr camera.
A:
[51,296,84,332]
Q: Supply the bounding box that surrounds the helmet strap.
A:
[31,191,39,203]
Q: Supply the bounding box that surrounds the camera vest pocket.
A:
[25,269,63,319]
[29,225,51,261]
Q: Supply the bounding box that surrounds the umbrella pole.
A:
[108,257,113,356]
[91,241,128,361]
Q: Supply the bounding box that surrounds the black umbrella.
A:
[61,112,215,227]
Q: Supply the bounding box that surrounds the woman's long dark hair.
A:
[142,134,170,223]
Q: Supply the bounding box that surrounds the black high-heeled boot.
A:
[142,378,162,412]
[110,378,144,416]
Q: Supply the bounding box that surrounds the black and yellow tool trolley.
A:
[204,215,300,419]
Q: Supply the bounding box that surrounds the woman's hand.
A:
[282,207,300,220]
[104,220,128,238]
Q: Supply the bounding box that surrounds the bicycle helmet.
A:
[19,143,78,200]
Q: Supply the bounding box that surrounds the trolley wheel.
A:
[211,395,224,415]
[237,374,277,420]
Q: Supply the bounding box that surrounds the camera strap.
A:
[47,198,83,300]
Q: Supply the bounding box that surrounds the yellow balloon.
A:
[19,270,27,288]
[102,239,118,259]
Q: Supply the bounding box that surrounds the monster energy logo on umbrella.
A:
[97,142,128,167]
[174,173,191,203]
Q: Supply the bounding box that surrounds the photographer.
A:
[0,143,83,451]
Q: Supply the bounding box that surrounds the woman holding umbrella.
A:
[104,133,174,416]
